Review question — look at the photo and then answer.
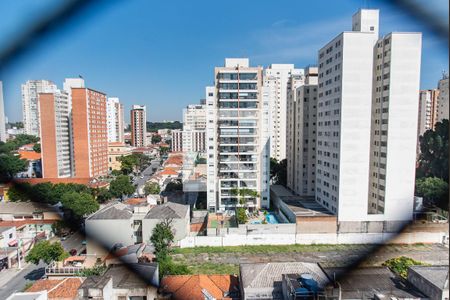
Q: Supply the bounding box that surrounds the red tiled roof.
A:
[160,168,179,176]
[160,275,239,300]
[0,220,56,229]
[18,150,41,161]
[27,277,83,299]
[124,197,147,205]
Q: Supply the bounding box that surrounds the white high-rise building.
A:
[171,130,183,152]
[436,75,449,122]
[206,58,270,212]
[182,102,207,153]
[106,97,125,143]
[22,80,57,136]
[38,90,72,178]
[315,9,421,224]
[417,89,438,137]
[264,64,304,161]
[286,67,318,196]
[0,81,6,142]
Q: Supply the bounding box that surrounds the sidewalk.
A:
[0,262,30,288]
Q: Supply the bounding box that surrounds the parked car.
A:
[69,249,77,256]
[81,240,87,246]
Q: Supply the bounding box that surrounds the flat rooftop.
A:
[271,185,334,217]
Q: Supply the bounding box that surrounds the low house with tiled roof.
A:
[77,264,158,299]
[160,274,240,300]
[26,277,84,300]
[16,150,42,178]
[85,201,190,257]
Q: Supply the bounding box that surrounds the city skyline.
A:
[1,0,448,122]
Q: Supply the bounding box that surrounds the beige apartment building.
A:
[108,142,132,171]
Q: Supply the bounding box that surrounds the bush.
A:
[382,256,429,278]
[236,207,248,224]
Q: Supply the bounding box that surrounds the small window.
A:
[370,26,375,31]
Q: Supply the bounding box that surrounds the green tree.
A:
[159,146,169,156]
[236,207,248,224]
[61,192,99,218]
[270,158,288,186]
[151,135,162,144]
[93,187,113,203]
[417,120,449,182]
[7,182,32,202]
[0,154,27,182]
[119,153,151,174]
[109,175,135,198]
[164,180,182,193]
[25,241,68,264]
[0,134,40,154]
[144,182,160,195]
[231,188,258,224]
[150,219,174,260]
[118,155,137,174]
[32,143,41,153]
[416,177,449,209]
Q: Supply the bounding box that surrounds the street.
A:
[0,231,85,298]
[0,261,45,298]
[133,159,161,195]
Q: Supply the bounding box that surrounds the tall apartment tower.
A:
[316,9,421,223]
[436,75,449,122]
[206,58,270,212]
[71,87,108,178]
[22,80,57,136]
[264,64,304,161]
[0,81,6,142]
[171,130,183,152]
[182,102,207,152]
[286,67,318,196]
[107,97,125,143]
[417,89,439,137]
[130,105,147,147]
[38,90,72,178]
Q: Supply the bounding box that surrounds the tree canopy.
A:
[0,154,27,182]
[150,219,174,260]
[25,240,68,264]
[61,192,99,218]
[119,153,151,174]
[144,182,160,195]
[109,175,135,198]
[0,134,39,154]
[270,158,287,186]
[417,120,449,182]
[416,177,449,210]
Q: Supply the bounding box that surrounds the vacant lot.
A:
[171,243,448,274]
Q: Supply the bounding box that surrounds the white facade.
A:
[436,76,449,123]
[263,64,304,161]
[417,89,438,137]
[21,80,57,136]
[0,81,6,142]
[182,103,206,153]
[38,90,72,178]
[106,97,125,143]
[286,67,318,196]
[316,9,421,222]
[206,58,270,212]
[171,129,183,152]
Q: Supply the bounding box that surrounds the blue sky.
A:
[0,0,448,122]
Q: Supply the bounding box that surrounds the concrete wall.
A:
[142,217,189,244]
[178,231,447,248]
[408,268,448,300]
[297,216,337,234]
[85,219,134,255]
